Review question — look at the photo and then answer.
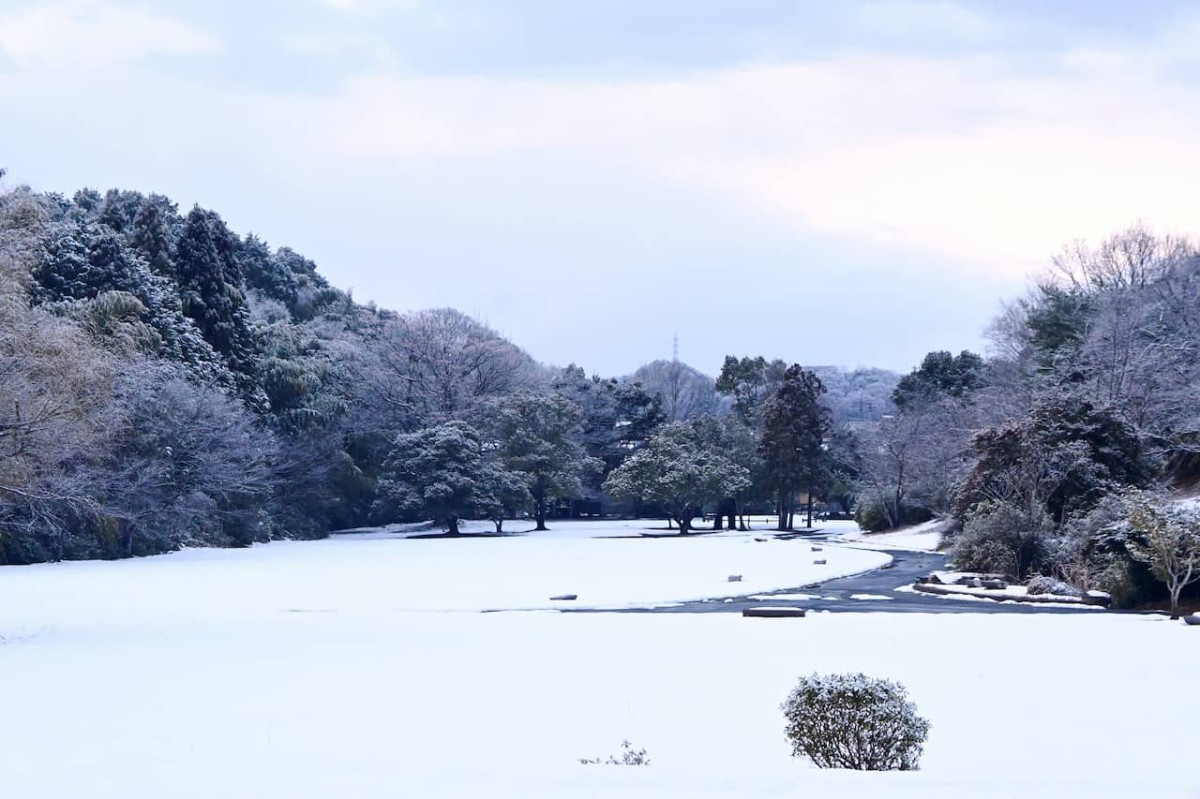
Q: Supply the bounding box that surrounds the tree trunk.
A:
[711,508,723,530]
[806,492,814,529]
[678,515,691,535]
[534,494,548,532]
[494,519,503,533]
[1170,585,1182,620]
[725,498,737,531]
[447,515,461,535]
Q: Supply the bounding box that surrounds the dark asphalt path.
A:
[569,535,1100,615]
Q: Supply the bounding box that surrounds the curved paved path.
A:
[571,538,1099,615]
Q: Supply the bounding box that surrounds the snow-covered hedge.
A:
[781,673,930,771]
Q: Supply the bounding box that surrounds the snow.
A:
[1,521,1196,799]
[0,520,888,621]
[919,582,1103,608]
[832,518,947,551]
[898,584,1106,610]
[750,593,822,601]
[849,593,894,601]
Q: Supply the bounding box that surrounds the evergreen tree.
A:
[379,421,513,535]
[604,420,750,534]
[493,391,601,531]
[760,365,832,530]
[174,207,264,408]
[129,193,179,279]
[892,350,986,410]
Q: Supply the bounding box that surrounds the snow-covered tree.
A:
[492,391,601,531]
[760,365,831,530]
[631,358,720,422]
[603,421,749,534]
[379,421,516,535]
[362,308,537,430]
[1126,493,1200,619]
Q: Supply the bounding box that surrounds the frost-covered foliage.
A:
[631,359,721,422]
[1025,575,1082,597]
[782,673,930,771]
[578,740,650,766]
[1125,492,1200,618]
[951,500,1054,579]
[378,421,523,535]
[603,420,750,534]
[491,391,602,531]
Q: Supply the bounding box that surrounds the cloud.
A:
[0,0,221,70]
[317,0,420,14]
[280,31,396,69]
[282,43,1200,278]
[5,3,1199,287]
[855,0,1002,40]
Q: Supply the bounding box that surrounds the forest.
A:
[1,176,1197,610]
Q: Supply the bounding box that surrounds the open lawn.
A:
[0,521,1195,798]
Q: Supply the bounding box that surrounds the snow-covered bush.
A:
[1025,575,1082,597]
[782,673,930,771]
[951,500,1053,579]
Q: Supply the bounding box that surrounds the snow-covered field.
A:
[1,520,1196,799]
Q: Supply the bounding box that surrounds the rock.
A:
[813,559,827,565]
[723,598,734,603]
[1183,614,1200,626]
[742,607,807,618]
[1084,590,1112,607]
[981,579,1007,590]
[966,577,983,588]
[727,574,743,582]
[549,594,578,601]
[811,545,823,552]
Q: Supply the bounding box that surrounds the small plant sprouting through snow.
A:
[579,739,650,766]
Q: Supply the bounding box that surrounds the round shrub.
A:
[781,673,930,771]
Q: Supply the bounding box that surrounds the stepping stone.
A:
[549,594,578,601]
[813,559,827,565]
[727,574,743,582]
[743,607,807,618]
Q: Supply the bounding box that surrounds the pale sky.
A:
[3,0,1198,377]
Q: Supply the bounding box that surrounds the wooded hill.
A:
[0,181,893,563]
[5,179,1195,612]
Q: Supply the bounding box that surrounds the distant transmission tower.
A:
[672,333,679,363]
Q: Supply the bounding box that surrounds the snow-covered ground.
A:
[0,520,887,620]
[832,517,947,551]
[1,521,1196,799]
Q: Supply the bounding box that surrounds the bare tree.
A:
[357,308,537,429]
[631,359,719,422]
[1052,224,1195,293]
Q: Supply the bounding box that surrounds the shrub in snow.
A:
[579,740,650,766]
[782,673,929,771]
[1025,575,1082,597]
[951,500,1052,579]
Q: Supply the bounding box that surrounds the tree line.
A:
[0,180,890,562]
[854,226,1200,612]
